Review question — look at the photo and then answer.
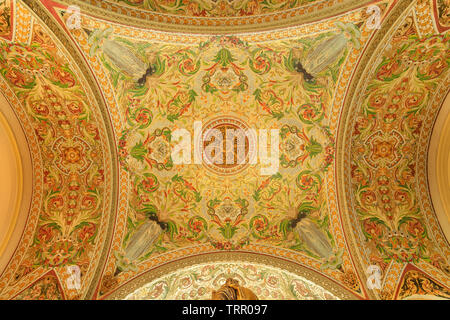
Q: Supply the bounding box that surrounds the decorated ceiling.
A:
[85,0,323,17]
[0,0,449,300]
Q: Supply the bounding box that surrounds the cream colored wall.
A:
[428,92,450,243]
[0,93,32,274]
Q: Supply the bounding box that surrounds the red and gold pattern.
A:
[0,0,449,300]
[13,270,64,300]
[350,31,450,266]
[95,29,351,275]
[110,0,320,17]
[435,0,450,28]
[396,265,450,299]
[0,6,112,299]
[0,0,12,39]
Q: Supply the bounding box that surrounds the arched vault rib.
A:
[9,0,449,300]
[103,252,359,300]
[18,0,119,299]
[337,0,450,300]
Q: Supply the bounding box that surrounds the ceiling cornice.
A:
[52,0,380,34]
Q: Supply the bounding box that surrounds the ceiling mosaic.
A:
[0,0,448,300]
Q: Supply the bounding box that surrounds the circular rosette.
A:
[187,216,208,240]
[178,57,200,76]
[138,173,160,194]
[127,107,152,129]
[296,170,322,192]
[249,52,271,75]
[249,215,269,239]
[297,103,324,124]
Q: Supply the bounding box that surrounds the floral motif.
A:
[125,262,339,300]
[350,32,450,266]
[0,23,107,279]
[364,131,404,168]
[398,269,450,300]
[97,32,346,268]
[14,272,63,300]
[114,0,320,18]
[437,0,450,27]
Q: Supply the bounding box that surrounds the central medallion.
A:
[199,117,255,176]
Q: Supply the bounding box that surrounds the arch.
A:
[103,252,359,300]
[0,91,33,275]
[428,91,450,243]
[336,0,450,298]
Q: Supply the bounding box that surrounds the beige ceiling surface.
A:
[0,0,448,300]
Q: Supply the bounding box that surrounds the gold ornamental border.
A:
[53,0,378,34]
[418,79,450,257]
[20,0,120,300]
[104,251,360,300]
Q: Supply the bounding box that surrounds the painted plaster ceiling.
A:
[0,0,449,300]
[79,0,327,17]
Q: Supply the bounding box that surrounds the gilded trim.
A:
[104,252,360,300]
[0,104,23,258]
[53,0,378,34]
